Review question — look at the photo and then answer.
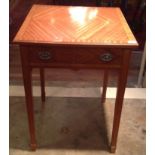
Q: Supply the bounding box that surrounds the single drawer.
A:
[28,46,123,67]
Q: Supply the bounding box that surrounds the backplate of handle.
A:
[38,51,52,60]
[100,53,113,62]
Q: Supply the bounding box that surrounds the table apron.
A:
[28,63,122,69]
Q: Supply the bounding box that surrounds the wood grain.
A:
[14,5,138,47]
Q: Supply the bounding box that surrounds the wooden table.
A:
[13,5,138,153]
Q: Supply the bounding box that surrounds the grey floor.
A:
[10,96,145,155]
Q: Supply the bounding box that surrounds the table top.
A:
[14,5,138,47]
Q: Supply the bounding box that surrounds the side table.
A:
[13,5,138,153]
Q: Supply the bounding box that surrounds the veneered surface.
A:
[14,5,138,47]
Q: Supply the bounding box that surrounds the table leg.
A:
[20,48,37,151]
[40,68,46,106]
[110,51,131,153]
[101,70,108,103]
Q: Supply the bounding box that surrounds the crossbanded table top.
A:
[14,4,138,47]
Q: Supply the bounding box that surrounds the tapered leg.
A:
[101,70,108,103]
[40,68,46,106]
[110,51,131,153]
[20,47,36,150]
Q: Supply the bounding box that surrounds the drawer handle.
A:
[38,51,52,60]
[100,53,113,62]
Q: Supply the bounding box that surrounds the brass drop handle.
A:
[38,51,52,60]
[100,53,113,62]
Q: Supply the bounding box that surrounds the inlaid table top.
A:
[14,5,138,47]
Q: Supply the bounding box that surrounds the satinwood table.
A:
[13,5,138,153]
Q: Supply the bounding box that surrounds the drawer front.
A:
[28,46,123,67]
